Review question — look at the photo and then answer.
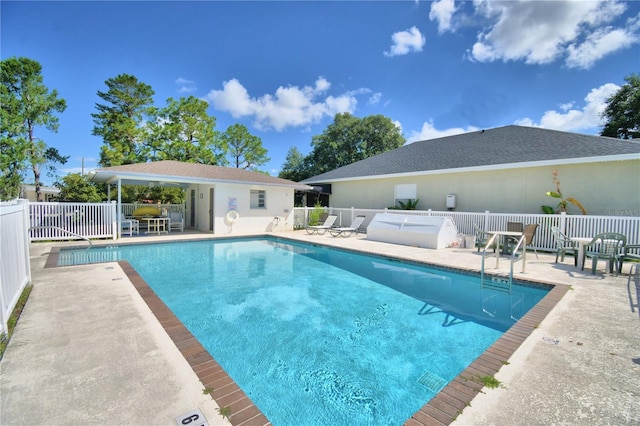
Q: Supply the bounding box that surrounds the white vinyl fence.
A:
[29,201,117,241]
[0,200,31,335]
[295,207,640,251]
[28,202,186,241]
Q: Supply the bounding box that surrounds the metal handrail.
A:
[480,233,500,288]
[481,233,527,291]
[508,234,527,287]
[29,226,93,247]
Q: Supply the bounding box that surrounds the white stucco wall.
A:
[188,183,296,234]
[326,160,640,216]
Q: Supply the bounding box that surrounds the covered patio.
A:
[88,160,311,235]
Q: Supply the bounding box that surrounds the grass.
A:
[0,285,33,359]
[217,406,231,420]
[478,375,503,389]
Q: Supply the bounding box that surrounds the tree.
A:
[601,73,640,139]
[220,123,269,169]
[278,146,309,181]
[54,173,103,202]
[32,146,69,185]
[307,113,405,176]
[1,57,67,200]
[92,74,154,166]
[147,96,225,165]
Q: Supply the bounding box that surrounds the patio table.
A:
[488,230,524,268]
[571,237,593,269]
[142,217,168,235]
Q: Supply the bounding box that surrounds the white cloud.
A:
[368,92,382,105]
[407,120,478,142]
[462,0,638,68]
[429,0,457,33]
[384,26,425,57]
[206,77,360,131]
[515,83,620,132]
[175,77,197,93]
[566,26,639,69]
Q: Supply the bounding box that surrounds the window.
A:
[394,184,417,207]
[250,190,266,209]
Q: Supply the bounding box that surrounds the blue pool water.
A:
[59,238,549,425]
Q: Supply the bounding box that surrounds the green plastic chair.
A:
[473,224,495,253]
[551,226,577,266]
[581,232,626,274]
[617,244,640,274]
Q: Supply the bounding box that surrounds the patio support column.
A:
[117,178,122,238]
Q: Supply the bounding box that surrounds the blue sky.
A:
[2,0,639,183]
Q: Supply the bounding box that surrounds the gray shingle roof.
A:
[91,160,311,189]
[303,125,640,183]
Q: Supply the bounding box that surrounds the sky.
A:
[2,0,639,184]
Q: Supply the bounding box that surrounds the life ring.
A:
[225,210,240,224]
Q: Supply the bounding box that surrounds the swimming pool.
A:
[58,237,549,425]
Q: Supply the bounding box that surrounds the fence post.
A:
[111,201,117,240]
[484,211,491,231]
[559,212,567,234]
[351,207,355,224]
[18,199,32,285]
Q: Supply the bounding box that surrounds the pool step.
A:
[417,370,447,394]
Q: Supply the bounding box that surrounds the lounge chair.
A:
[329,215,366,238]
[168,211,184,232]
[551,226,577,266]
[582,232,626,274]
[306,214,338,235]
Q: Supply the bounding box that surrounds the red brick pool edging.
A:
[118,260,272,426]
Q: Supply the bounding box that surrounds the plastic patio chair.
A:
[473,223,496,253]
[119,213,139,236]
[305,214,338,235]
[551,226,577,266]
[617,243,640,274]
[168,211,184,232]
[581,232,626,274]
[329,215,366,237]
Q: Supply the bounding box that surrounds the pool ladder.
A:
[480,234,527,321]
[480,233,527,291]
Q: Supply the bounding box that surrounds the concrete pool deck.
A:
[1,230,639,425]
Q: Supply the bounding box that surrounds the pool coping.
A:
[45,237,569,426]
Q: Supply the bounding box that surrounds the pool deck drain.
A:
[3,231,638,426]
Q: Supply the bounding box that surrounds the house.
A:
[19,185,60,202]
[89,160,311,234]
[302,126,640,216]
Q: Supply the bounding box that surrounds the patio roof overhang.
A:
[88,170,201,189]
[87,169,312,191]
